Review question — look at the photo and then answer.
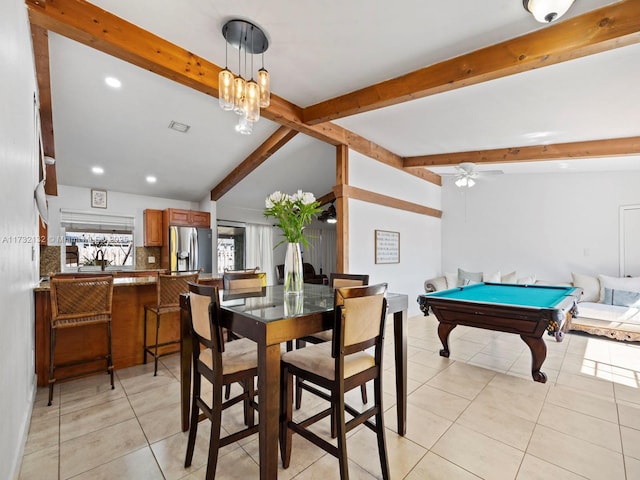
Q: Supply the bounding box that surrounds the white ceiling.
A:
[45,0,640,209]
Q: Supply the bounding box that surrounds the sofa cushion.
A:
[517,275,536,285]
[458,268,482,286]
[483,270,501,283]
[576,301,640,323]
[598,274,640,302]
[602,288,640,307]
[445,272,458,289]
[501,271,517,284]
[571,272,600,302]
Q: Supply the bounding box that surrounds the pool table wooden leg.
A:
[437,322,456,358]
[520,334,548,383]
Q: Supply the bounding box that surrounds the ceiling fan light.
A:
[467,178,476,188]
[523,0,575,23]
[218,68,235,111]
[455,177,466,188]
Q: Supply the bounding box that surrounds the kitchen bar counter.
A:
[33,271,222,386]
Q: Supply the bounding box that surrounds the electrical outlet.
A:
[148,256,156,263]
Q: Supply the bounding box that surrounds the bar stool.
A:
[144,272,198,375]
[280,283,390,479]
[48,275,115,406]
[184,282,259,479]
[295,273,370,408]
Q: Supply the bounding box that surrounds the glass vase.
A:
[284,242,304,295]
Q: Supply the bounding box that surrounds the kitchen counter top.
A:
[35,271,221,291]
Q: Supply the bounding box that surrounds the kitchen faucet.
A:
[96,249,106,271]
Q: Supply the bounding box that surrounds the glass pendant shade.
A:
[218,68,235,110]
[233,76,246,115]
[235,114,253,135]
[245,80,260,122]
[258,68,270,108]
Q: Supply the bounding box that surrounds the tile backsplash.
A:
[40,245,61,276]
[40,245,161,275]
[135,246,161,270]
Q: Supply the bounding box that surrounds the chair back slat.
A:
[223,271,265,291]
[157,273,198,307]
[342,294,386,347]
[330,273,369,289]
[187,283,223,354]
[50,276,114,320]
[333,283,387,357]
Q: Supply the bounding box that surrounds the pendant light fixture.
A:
[522,0,575,23]
[220,19,270,134]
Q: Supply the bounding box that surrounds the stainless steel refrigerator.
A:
[168,226,212,273]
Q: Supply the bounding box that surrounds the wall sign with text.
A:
[375,230,400,264]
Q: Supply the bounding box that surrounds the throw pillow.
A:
[602,287,640,307]
[501,271,517,284]
[598,274,640,302]
[517,275,536,285]
[483,270,501,283]
[458,268,482,286]
[571,272,600,302]
[445,272,458,289]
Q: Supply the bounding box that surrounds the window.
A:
[60,210,134,270]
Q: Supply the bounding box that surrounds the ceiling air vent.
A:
[168,121,190,133]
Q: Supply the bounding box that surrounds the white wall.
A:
[348,151,442,316]
[0,2,40,478]
[441,171,640,283]
[47,185,196,247]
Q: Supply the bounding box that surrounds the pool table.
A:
[417,282,581,383]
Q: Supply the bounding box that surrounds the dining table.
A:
[179,283,409,480]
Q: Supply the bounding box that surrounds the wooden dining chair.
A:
[280,283,390,480]
[222,271,266,290]
[48,275,115,406]
[144,272,199,375]
[295,273,370,408]
[184,282,259,480]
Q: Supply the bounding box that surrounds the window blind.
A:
[60,209,134,233]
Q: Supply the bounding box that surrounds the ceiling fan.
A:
[442,162,504,187]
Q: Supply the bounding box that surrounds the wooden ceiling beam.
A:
[302,0,640,125]
[31,22,58,195]
[403,136,640,169]
[210,127,298,200]
[26,0,438,187]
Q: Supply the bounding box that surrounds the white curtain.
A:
[246,223,275,285]
[322,229,337,276]
[304,228,336,277]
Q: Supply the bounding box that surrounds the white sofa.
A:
[423,269,640,342]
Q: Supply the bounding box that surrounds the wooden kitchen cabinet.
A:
[189,210,210,227]
[143,209,163,246]
[165,208,210,228]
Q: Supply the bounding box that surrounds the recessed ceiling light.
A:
[168,120,190,133]
[558,162,569,169]
[92,166,104,175]
[146,176,157,183]
[105,76,121,88]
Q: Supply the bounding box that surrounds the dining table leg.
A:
[258,342,282,479]
[393,308,407,435]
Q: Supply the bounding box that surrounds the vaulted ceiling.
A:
[29,0,640,209]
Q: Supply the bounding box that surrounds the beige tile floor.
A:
[18,315,640,479]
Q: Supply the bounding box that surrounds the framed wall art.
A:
[375,229,400,264]
[91,189,107,209]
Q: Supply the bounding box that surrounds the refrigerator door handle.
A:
[191,228,198,271]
